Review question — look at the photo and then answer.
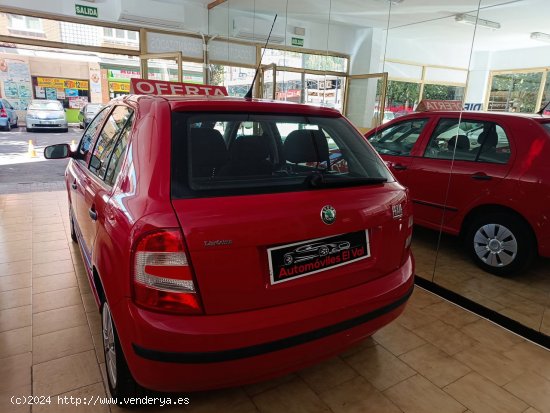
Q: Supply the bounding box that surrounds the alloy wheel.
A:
[473,223,518,267]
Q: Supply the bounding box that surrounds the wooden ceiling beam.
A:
[207,0,228,10]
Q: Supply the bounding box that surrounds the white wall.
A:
[0,0,208,34]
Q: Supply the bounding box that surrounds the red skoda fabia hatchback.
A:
[45,94,414,400]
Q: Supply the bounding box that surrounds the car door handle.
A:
[393,164,407,171]
[471,173,492,181]
[88,207,97,221]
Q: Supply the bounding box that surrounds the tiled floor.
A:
[412,228,550,335]
[1,191,550,413]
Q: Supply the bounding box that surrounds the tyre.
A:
[12,118,18,128]
[465,212,535,276]
[102,302,142,403]
[69,209,77,243]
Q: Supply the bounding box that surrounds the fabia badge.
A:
[321,205,336,225]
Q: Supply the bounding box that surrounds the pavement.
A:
[0,126,82,194]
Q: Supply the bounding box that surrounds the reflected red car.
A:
[366,110,550,276]
[45,94,414,403]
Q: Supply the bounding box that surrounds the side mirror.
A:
[44,143,71,159]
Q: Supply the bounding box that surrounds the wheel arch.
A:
[92,265,107,306]
[460,204,537,247]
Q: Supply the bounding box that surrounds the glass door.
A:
[139,52,182,82]
[344,73,388,133]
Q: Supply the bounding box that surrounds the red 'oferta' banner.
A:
[415,100,463,111]
[130,78,228,96]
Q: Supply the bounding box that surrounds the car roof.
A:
[112,94,342,117]
[395,110,550,121]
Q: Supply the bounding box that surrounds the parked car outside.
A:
[45,93,414,403]
[0,98,18,131]
[365,110,550,276]
[26,99,68,132]
[78,103,103,129]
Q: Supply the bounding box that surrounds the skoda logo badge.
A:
[321,205,336,225]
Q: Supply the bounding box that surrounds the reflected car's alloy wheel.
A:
[466,212,535,276]
[473,223,518,268]
[102,303,117,388]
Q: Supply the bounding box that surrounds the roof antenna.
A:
[244,14,278,99]
[537,100,550,116]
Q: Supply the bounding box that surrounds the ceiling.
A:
[203,0,550,51]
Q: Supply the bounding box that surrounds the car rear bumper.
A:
[113,253,414,392]
[0,118,8,127]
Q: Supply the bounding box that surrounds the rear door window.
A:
[367,119,428,156]
[89,106,133,179]
[78,106,109,158]
[424,118,510,164]
[171,113,393,197]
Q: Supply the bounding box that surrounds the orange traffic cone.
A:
[28,140,37,158]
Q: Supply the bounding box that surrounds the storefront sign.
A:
[291,37,304,47]
[416,100,463,111]
[75,5,98,18]
[107,69,141,81]
[130,78,228,96]
[109,82,131,93]
[36,77,89,90]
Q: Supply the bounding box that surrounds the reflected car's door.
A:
[367,117,432,185]
[412,116,514,233]
[72,107,110,263]
[79,106,134,256]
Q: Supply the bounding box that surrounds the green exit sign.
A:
[291,37,304,47]
[75,4,98,18]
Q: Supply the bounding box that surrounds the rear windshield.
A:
[171,112,392,198]
[28,101,63,111]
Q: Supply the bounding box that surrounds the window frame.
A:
[88,105,134,181]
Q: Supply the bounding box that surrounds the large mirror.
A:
[375,1,480,282]
[206,0,550,336]
[432,0,550,334]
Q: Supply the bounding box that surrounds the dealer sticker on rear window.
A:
[268,230,370,284]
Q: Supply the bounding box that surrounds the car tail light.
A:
[132,229,203,314]
[0,109,7,118]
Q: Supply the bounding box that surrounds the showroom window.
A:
[259,48,348,112]
[488,71,545,113]
[385,81,421,115]
[422,84,465,101]
[210,65,256,97]
[368,118,429,156]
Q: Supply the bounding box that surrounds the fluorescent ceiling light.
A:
[530,32,550,43]
[455,14,501,30]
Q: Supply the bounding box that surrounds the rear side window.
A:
[79,107,109,156]
[424,118,510,164]
[541,123,550,135]
[368,119,428,156]
[171,113,392,198]
[89,106,133,179]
